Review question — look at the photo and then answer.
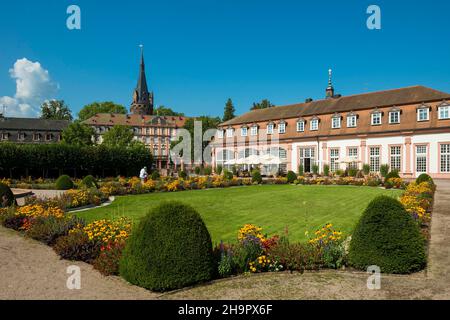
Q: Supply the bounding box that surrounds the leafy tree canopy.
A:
[102,125,135,148]
[154,105,184,116]
[40,100,73,121]
[61,120,95,146]
[78,101,127,121]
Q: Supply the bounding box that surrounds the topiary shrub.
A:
[380,164,390,178]
[223,169,233,180]
[252,170,262,184]
[151,171,160,180]
[362,164,370,175]
[349,196,426,274]
[286,171,297,183]
[298,164,304,176]
[194,167,201,175]
[179,171,188,179]
[0,182,16,207]
[416,173,434,186]
[119,201,214,291]
[203,166,212,176]
[81,175,98,189]
[323,164,330,177]
[385,170,400,181]
[216,165,223,175]
[55,175,74,190]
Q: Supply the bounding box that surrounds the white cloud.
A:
[0,58,58,117]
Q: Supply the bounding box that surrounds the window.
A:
[310,119,319,131]
[1,133,9,141]
[217,130,224,139]
[390,146,402,172]
[241,127,248,137]
[441,144,450,173]
[226,128,234,138]
[369,147,380,172]
[153,146,159,156]
[347,115,357,128]
[45,134,52,141]
[267,123,274,134]
[371,113,382,125]
[348,147,358,169]
[389,111,400,124]
[416,145,427,173]
[296,120,305,132]
[439,105,450,120]
[18,133,25,141]
[250,125,258,136]
[332,116,341,129]
[33,133,41,141]
[278,122,286,134]
[330,149,340,172]
[417,108,429,122]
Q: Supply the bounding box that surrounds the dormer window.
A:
[310,117,319,131]
[417,105,430,122]
[371,110,382,126]
[389,107,401,124]
[278,121,286,134]
[267,122,274,135]
[33,133,41,141]
[250,125,258,136]
[241,126,248,137]
[438,103,450,120]
[331,114,341,129]
[1,133,9,141]
[226,127,234,138]
[347,113,357,128]
[217,129,224,139]
[296,119,305,132]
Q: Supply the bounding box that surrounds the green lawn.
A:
[77,185,402,243]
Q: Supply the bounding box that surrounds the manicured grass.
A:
[77,185,402,243]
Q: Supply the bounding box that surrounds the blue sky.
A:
[0,0,449,118]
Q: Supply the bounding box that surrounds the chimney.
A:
[305,98,313,103]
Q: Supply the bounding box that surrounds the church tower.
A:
[131,45,154,115]
[325,68,335,99]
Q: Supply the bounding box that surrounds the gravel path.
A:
[1,181,449,300]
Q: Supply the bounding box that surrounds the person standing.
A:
[139,166,148,183]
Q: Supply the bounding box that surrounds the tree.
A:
[222,98,235,122]
[102,125,134,147]
[78,101,127,121]
[251,99,275,111]
[154,105,184,116]
[40,100,73,121]
[61,121,95,146]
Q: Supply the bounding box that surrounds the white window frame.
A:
[217,130,224,139]
[438,105,450,120]
[416,145,427,173]
[390,146,402,172]
[278,122,286,134]
[389,111,400,124]
[1,133,9,141]
[347,147,358,169]
[369,147,381,172]
[310,119,319,131]
[250,125,258,136]
[440,144,450,173]
[330,148,340,172]
[417,108,429,122]
[332,116,341,129]
[371,113,382,126]
[267,123,274,135]
[296,120,305,132]
[226,128,234,138]
[241,127,248,137]
[347,115,357,128]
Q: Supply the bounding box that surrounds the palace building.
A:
[213,71,450,179]
[83,49,187,170]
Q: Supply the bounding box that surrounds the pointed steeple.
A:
[131,45,154,115]
[326,68,335,99]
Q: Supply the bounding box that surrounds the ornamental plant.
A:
[55,175,74,190]
[286,171,297,183]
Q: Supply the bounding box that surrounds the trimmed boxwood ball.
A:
[286,171,297,183]
[416,173,434,185]
[55,175,74,190]
[119,201,214,291]
[81,175,98,189]
[252,170,262,184]
[348,195,426,274]
[0,183,15,207]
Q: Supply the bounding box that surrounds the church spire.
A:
[326,68,335,99]
[131,45,153,115]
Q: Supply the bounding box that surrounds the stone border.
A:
[66,196,115,213]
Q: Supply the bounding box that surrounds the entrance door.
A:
[304,158,311,173]
[299,147,315,173]
[415,145,427,177]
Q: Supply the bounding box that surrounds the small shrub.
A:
[385,170,400,181]
[151,171,160,180]
[26,215,85,245]
[349,196,426,274]
[416,173,434,186]
[348,168,358,177]
[335,169,344,177]
[362,164,370,175]
[120,202,214,292]
[93,241,126,276]
[55,175,74,190]
[323,164,330,177]
[298,164,304,176]
[223,169,233,180]
[218,250,234,278]
[81,175,98,189]
[179,170,188,179]
[0,182,15,207]
[194,167,201,175]
[312,164,319,175]
[53,230,101,263]
[251,170,262,184]
[203,166,212,176]
[216,165,223,175]
[380,164,390,178]
[286,171,297,183]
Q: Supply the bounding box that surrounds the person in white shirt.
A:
[139,166,148,183]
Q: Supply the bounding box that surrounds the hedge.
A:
[0,142,152,179]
